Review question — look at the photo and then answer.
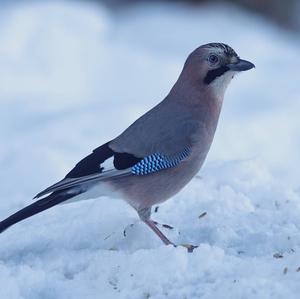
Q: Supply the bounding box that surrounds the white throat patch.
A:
[210,70,237,99]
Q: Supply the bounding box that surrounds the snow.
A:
[0,1,300,298]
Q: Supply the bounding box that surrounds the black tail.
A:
[0,190,81,234]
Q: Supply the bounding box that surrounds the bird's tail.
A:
[0,189,82,234]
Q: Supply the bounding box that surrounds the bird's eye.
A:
[208,54,219,65]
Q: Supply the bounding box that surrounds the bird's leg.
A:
[144,219,175,246]
[144,207,174,229]
[144,220,197,252]
[138,207,175,246]
[138,208,198,252]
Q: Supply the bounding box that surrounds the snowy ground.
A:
[0,1,300,298]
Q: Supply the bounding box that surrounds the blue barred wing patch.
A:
[131,148,190,175]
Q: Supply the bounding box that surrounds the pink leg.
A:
[138,208,197,252]
[144,219,175,246]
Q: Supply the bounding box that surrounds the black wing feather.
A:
[114,152,142,170]
[66,142,114,178]
[66,142,141,179]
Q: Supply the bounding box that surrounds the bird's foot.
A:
[178,243,198,253]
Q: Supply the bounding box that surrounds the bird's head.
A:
[181,43,255,99]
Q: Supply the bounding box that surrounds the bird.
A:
[0,43,254,250]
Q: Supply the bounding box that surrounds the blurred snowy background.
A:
[0,0,300,298]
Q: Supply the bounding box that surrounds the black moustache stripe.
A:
[204,66,229,84]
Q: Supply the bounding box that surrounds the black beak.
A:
[227,59,255,72]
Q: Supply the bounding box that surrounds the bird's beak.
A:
[227,59,255,72]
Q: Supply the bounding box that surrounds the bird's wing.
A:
[35,101,201,199]
[34,141,192,199]
[34,169,130,199]
[109,101,201,157]
[34,142,141,198]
